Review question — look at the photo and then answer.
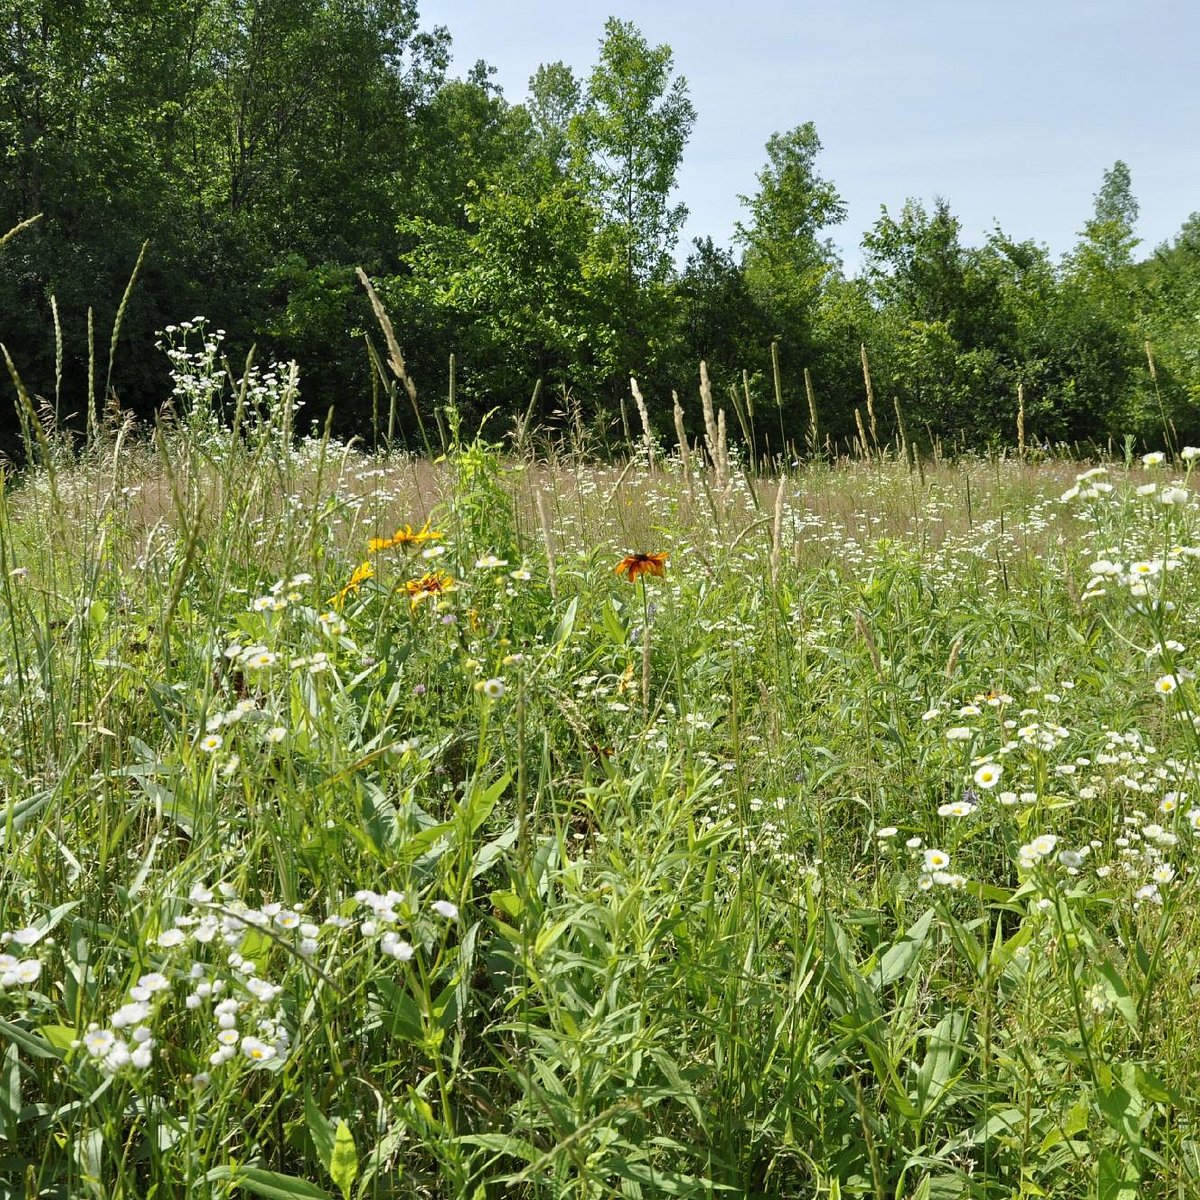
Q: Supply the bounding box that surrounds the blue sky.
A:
[417,0,1200,271]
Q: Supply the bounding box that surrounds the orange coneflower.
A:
[403,570,454,609]
[330,560,374,606]
[614,551,668,583]
[371,522,444,553]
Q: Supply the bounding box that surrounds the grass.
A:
[4,368,1200,1198]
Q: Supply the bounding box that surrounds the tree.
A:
[1077,159,1140,274]
[735,123,846,338]
[569,18,695,287]
[526,61,580,174]
[0,0,453,445]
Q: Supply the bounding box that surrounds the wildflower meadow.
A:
[5,343,1200,1198]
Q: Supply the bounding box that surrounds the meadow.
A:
[3,348,1200,1198]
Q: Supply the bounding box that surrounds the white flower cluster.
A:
[354,888,459,963]
[0,925,44,990]
[915,847,966,891]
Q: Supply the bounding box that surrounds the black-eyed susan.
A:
[614,551,668,582]
[370,522,444,553]
[403,570,454,609]
[330,560,374,607]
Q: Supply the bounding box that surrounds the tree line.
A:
[2,1,1199,459]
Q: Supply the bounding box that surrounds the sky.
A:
[416,0,1200,272]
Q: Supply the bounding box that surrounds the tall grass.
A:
[3,354,1200,1198]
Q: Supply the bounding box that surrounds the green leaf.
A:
[206,1165,332,1200]
[458,772,511,838]
[393,820,456,868]
[1134,1065,1183,1107]
[330,1121,358,1200]
[374,977,425,1044]
[1097,1078,1143,1149]
[1040,1099,1089,1153]
[472,821,518,878]
[552,596,578,646]
[0,1020,63,1061]
[913,1010,968,1120]
[0,1042,19,1142]
[304,1092,335,1175]
[38,1025,78,1053]
[1098,1148,1141,1200]
[458,1132,543,1164]
[490,889,523,919]
[1095,959,1139,1035]
[868,907,934,990]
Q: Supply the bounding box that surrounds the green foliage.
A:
[2,6,1199,455]
[569,18,696,288]
[8,426,1200,1196]
[736,123,847,337]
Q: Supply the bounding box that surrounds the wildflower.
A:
[876,826,898,839]
[380,934,414,962]
[403,570,454,609]
[923,848,950,871]
[431,900,459,919]
[83,1029,116,1057]
[1143,451,1166,467]
[474,554,509,570]
[198,733,223,753]
[973,763,1002,789]
[110,1001,150,1028]
[157,929,186,948]
[1136,483,1158,497]
[240,1035,276,1063]
[371,522,443,553]
[614,551,668,582]
[317,611,346,635]
[264,726,287,744]
[1030,833,1058,857]
[1155,675,1180,695]
[938,799,976,817]
[1182,446,1200,461]
[242,648,276,670]
[5,926,43,947]
[1161,486,1189,505]
[245,977,281,1002]
[0,958,41,987]
[331,560,374,606]
[479,677,505,701]
[945,726,973,741]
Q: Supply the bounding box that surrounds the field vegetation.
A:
[5,6,1200,1195]
[3,350,1200,1198]
[3,2,1200,459]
